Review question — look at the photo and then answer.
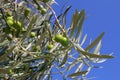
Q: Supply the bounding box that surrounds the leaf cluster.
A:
[0,0,113,80]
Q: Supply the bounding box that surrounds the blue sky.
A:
[54,0,120,80]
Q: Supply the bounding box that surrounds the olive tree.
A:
[0,0,113,80]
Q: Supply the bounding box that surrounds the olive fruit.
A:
[9,69,14,74]
[16,21,21,27]
[24,8,31,17]
[21,27,26,34]
[30,32,36,38]
[21,27,25,32]
[33,45,40,51]
[61,37,69,47]
[41,8,47,14]
[54,34,69,47]
[7,19,13,26]
[38,5,44,10]
[48,44,53,50]
[38,5,47,15]
[13,21,22,29]
[43,0,49,3]
[54,34,63,42]
[7,16,13,20]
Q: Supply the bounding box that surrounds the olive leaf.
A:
[0,46,15,61]
[0,40,9,46]
[59,52,68,67]
[78,49,114,58]
[85,32,105,51]
[80,34,87,46]
[66,59,80,71]
[63,6,72,17]
[0,1,114,80]
[68,71,88,78]
[93,40,102,54]
[70,9,85,38]
[75,9,85,39]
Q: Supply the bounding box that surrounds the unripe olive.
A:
[33,45,40,51]
[54,34,69,47]
[38,5,44,10]
[43,0,49,3]
[13,21,22,29]
[9,69,14,74]
[21,27,25,31]
[16,21,21,27]
[61,37,69,47]
[38,5,47,14]
[30,32,36,38]
[41,8,47,15]
[48,44,53,50]
[24,8,31,17]
[54,34,63,42]
[7,19,13,26]
[7,16,13,20]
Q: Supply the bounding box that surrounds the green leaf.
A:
[80,34,87,46]
[85,32,105,51]
[75,10,85,39]
[78,50,114,58]
[75,63,84,72]
[93,40,101,54]
[69,9,79,37]
[63,6,72,17]
[67,59,80,71]
[68,71,88,78]
[69,9,85,42]
[0,46,15,61]
[0,40,9,46]
[59,52,68,67]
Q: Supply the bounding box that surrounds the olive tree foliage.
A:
[0,0,113,80]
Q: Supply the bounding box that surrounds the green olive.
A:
[38,5,47,14]
[7,16,13,20]
[41,8,47,15]
[38,5,44,10]
[7,19,13,26]
[21,27,25,31]
[30,32,36,38]
[13,21,22,28]
[24,8,31,17]
[9,69,14,74]
[54,34,69,47]
[48,44,53,50]
[16,21,21,27]
[43,0,49,3]
[61,37,69,47]
[54,34,63,42]
[33,45,40,51]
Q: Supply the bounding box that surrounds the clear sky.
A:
[54,0,120,80]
